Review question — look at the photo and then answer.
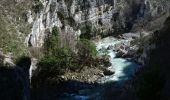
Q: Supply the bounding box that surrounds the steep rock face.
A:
[27,0,170,47]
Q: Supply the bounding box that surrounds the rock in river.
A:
[103,68,115,76]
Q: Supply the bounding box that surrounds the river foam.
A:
[96,37,139,84]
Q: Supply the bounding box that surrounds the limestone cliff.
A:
[0,0,169,49]
[27,0,170,47]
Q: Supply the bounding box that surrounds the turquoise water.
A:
[59,37,139,99]
[96,37,139,84]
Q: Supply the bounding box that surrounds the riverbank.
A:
[31,30,156,100]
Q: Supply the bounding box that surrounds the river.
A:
[58,36,140,100]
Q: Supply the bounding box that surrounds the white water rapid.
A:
[96,37,139,84]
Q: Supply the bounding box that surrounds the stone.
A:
[107,45,114,50]
[115,51,125,58]
[3,53,15,66]
[26,0,170,48]
[103,69,115,76]
[98,72,105,77]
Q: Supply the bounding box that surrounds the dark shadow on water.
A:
[31,60,139,100]
[0,56,139,100]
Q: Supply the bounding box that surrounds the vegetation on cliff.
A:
[31,26,104,87]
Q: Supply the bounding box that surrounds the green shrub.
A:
[41,27,97,71]
[43,26,59,54]
[33,0,43,13]
[52,26,59,36]
[40,26,78,71]
[0,15,28,58]
[33,26,99,85]
[77,39,97,58]
[32,47,78,87]
[40,47,77,71]
[80,25,92,39]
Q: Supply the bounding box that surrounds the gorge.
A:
[0,0,170,100]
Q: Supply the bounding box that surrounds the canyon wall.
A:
[27,0,170,47]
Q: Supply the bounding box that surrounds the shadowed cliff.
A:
[0,57,31,100]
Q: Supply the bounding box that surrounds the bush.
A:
[77,39,97,58]
[33,26,99,86]
[52,26,59,36]
[40,47,77,71]
[33,0,43,13]
[80,25,92,39]
[33,26,79,86]
[43,26,59,54]
[43,26,77,69]
[32,47,78,87]
[0,15,28,58]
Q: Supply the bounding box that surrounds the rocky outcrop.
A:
[27,0,170,47]
[103,67,115,76]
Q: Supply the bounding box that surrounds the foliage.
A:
[32,27,77,87]
[0,0,33,58]
[33,0,43,13]
[39,47,77,72]
[33,25,100,87]
[33,26,77,85]
[0,15,28,58]
[43,26,59,54]
[77,39,97,58]
[52,26,59,36]
[43,27,97,70]
[80,25,92,39]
